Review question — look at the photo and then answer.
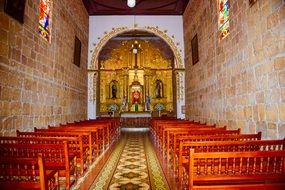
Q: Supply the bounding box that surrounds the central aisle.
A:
[89,131,170,190]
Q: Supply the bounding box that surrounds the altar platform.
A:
[120,112,152,128]
[120,111,151,118]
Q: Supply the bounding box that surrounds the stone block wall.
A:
[0,0,89,135]
[183,0,284,139]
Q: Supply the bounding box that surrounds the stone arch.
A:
[88,26,185,119]
[89,26,184,70]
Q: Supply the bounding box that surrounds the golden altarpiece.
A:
[98,40,174,114]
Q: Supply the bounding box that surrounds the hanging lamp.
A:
[127,0,136,8]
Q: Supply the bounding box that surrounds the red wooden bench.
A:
[0,142,76,190]
[178,139,285,185]
[0,136,88,176]
[154,123,219,150]
[18,130,95,163]
[186,149,285,190]
[48,124,108,151]
[64,119,120,147]
[171,132,262,173]
[160,127,240,158]
[0,154,58,190]
[150,120,201,143]
[165,128,241,160]
[76,119,121,142]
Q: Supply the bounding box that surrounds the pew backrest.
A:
[188,149,285,190]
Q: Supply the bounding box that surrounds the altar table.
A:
[120,112,151,128]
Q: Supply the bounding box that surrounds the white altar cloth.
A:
[120,112,151,118]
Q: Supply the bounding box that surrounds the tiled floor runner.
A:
[89,132,169,190]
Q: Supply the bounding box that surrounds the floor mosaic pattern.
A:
[90,132,169,190]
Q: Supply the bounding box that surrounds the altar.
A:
[97,40,174,117]
[120,112,151,128]
[120,112,151,118]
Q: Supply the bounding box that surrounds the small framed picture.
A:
[4,0,26,23]
[74,36,81,67]
[191,34,199,65]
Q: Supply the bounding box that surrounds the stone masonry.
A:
[0,0,89,136]
[184,0,284,139]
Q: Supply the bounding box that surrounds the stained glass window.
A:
[218,0,230,39]
[39,0,52,42]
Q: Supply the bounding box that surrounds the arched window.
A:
[218,0,230,40]
[39,0,52,42]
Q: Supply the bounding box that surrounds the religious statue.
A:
[146,96,151,111]
[155,80,162,98]
[111,84,117,98]
[121,96,127,111]
[132,90,140,104]
[134,101,139,112]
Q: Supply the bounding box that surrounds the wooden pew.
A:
[47,125,107,151]
[165,128,241,161]
[186,149,285,190]
[149,118,189,139]
[77,118,121,141]
[159,123,218,144]
[0,142,76,190]
[161,128,240,159]
[30,127,100,160]
[150,118,185,132]
[150,120,200,144]
[162,125,234,160]
[80,119,120,144]
[60,123,108,148]
[17,130,95,163]
[0,136,88,176]
[150,119,196,132]
[178,139,285,185]
[63,119,120,148]
[154,123,219,150]
[171,132,262,173]
[0,154,59,190]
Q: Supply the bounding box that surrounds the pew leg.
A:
[80,158,84,176]
[74,157,78,184]
[55,171,60,190]
[89,135,93,163]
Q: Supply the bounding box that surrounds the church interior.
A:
[0,0,284,189]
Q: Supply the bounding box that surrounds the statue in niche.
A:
[111,83,117,99]
[100,60,105,69]
[121,95,127,111]
[134,101,139,112]
[146,96,151,111]
[132,90,140,104]
[155,80,163,98]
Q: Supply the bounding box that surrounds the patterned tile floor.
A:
[89,131,170,190]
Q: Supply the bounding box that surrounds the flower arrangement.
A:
[154,103,165,111]
[108,104,118,112]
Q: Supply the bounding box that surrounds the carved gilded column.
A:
[143,75,146,104]
[124,73,128,96]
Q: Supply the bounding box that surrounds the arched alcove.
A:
[88,27,185,119]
